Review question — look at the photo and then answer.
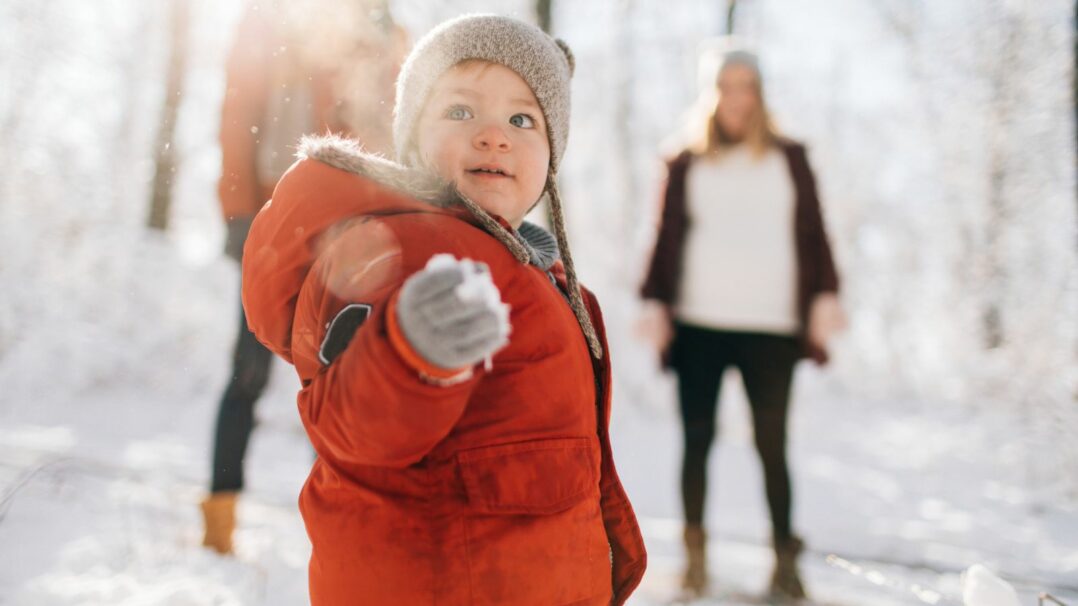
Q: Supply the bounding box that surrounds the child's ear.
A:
[554,38,575,77]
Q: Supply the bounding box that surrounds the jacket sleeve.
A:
[295,219,480,469]
[304,300,478,469]
[640,154,689,305]
[217,6,271,222]
[582,290,647,604]
[793,145,840,294]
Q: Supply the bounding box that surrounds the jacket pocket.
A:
[457,437,598,515]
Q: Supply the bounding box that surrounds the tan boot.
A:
[769,535,807,600]
[681,524,709,597]
[200,491,238,554]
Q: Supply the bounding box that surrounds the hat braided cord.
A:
[546,172,602,359]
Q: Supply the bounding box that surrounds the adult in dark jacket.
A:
[201,0,408,555]
[639,50,845,599]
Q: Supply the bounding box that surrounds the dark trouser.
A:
[209,297,273,493]
[670,322,800,542]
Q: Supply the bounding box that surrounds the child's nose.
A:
[472,124,511,152]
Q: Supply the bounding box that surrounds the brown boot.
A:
[769,535,807,600]
[200,491,238,554]
[681,524,709,597]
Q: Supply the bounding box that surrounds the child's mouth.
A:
[467,166,512,179]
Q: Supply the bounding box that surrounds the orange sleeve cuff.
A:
[385,291,473,381]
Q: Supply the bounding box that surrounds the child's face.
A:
[416,61,550,228]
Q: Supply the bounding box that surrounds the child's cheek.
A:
[422,132,457,181]
[430,145,459,182]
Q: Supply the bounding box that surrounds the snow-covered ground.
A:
[613,367,1078,605]
[1,312,1075,605]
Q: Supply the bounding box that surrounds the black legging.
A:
[670,322,800,542]
[210,296,273,493]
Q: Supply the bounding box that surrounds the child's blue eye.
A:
[446,106,473,120]
[509,113,535,128]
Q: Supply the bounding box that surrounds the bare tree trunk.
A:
[983,8,1021,350]
[536,0,553,33]
[146,0,188,231]
[726,0,737,35]
[113,5,153,219]
[610,0,636,282]
[534,0,555,226]
[983,156,1006,348]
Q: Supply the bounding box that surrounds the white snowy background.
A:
[0,0,1075,604]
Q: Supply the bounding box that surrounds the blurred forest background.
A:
[0,0,1075,603]
[2,0,1073,494]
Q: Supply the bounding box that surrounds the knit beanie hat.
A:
[394,14,574,170]
[392,14,602,359]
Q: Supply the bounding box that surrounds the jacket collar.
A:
[516,221,559,271]
[299,135,458,207]
[299,134,557,270]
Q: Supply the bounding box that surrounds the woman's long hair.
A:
[686,58,780,158]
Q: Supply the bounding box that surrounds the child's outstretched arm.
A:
[297,224,510,469]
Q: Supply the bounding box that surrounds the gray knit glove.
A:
[396,255,511,370]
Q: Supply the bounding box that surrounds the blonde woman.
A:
[640,50,844,599]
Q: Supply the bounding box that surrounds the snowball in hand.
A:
[425,254,511,337]
[395,254,512,370]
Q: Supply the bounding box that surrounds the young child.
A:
[241,14,646,605]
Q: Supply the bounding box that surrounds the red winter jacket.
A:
[241,137,646,605]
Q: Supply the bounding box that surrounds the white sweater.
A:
[675,146,799,334]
